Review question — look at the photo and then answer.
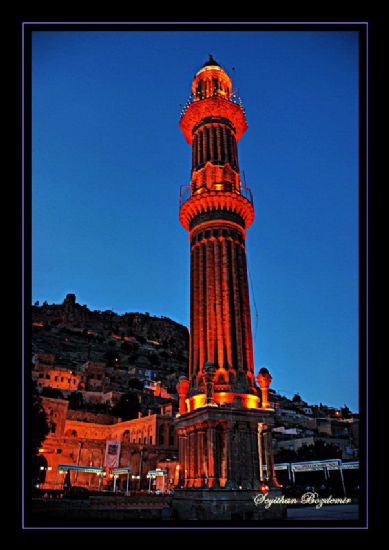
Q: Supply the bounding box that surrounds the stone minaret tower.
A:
[174,58,281,519]
[179,54,257,407]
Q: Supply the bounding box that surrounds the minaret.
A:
[174,56,281,520]
[178,54,257,407]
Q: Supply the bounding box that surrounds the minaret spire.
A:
[179,58,258,408]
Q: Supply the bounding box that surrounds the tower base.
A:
[173,487,286,520]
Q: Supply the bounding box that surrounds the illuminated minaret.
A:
[179,55,257,405]
[174,56,280,512]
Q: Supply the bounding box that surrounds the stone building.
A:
[38,397,177,491]
[79,361,108,391]
[33,365,81,391]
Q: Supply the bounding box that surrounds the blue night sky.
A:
[32,30,359,411]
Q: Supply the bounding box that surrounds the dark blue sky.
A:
[32,30,359,411]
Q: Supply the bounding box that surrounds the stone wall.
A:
[67,409,117,425]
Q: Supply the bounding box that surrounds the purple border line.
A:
[22,21,368,25]
[365,22,369,531]
[23,20,368,531]
[26,526,367,530]
[22,21,25,530]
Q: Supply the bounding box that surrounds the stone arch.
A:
[158,424,165,446]
[147,425,153,445]
[169,424,175,447]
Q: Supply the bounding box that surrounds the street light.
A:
[97,471,106,491]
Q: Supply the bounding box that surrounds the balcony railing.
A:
[179,182,254,209]
[179,92,247,120]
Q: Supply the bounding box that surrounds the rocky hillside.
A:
[31,294,189,390]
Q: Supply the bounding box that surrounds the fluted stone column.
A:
[191,245,200,379]
[197,429,205,485]
[206,239,216,364]
[202,128,207,163]
[210,125,215,162]
[238,245,254,373]
[207,426,216,485]
[198,243,205,374]
[230,240,244,372]
[221,238,233,368]
[214,238,224,368]
[221,425,229,486]
[196,132,201,166]
[216,125,222,162]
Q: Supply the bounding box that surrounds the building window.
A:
[54,376,58,381]
[149,435,152,445]
[46,374,50,380]
[61,377,64,382]
[50,423,56,433]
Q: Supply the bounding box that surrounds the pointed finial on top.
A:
[202,54,221,68]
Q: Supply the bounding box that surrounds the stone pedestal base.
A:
[172,488,286,521]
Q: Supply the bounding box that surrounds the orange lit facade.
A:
[33,366,81,391]
[38,397,178,491]
[175,56,279,492]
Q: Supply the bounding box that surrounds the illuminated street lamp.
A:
[96,471,106,491]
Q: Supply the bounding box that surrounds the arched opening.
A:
[158,424,165,446]
[122,430,130,442]
[169,425,175,447]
